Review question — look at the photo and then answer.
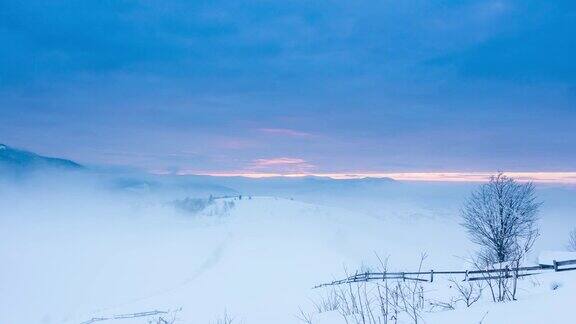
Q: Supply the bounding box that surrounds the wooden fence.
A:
[80,310,169,324]
[314,259,576,289]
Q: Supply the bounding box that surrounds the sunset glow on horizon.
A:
[172,171,576,184]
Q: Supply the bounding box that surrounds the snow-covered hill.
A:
[1,179,575,324]
[0,144,82,174]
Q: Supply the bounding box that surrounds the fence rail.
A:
[80,310,169,324]
[314,259,576,289]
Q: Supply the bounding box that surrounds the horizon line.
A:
[169,171,576,184]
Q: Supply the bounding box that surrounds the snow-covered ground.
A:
[426,270,576,324]
[1,176,575,324]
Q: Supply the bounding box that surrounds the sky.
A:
[0,0,575,175]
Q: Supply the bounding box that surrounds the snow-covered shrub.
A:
[306,254,429,324]
[173,197,214,214]
[297,308,314,324]
[428,298,457,311]
[312,289,340,313]
[172,196,235,217]
[448,278,483,307]
[147,315,177,324]
[358,262,373,274]
[213,310,235,324]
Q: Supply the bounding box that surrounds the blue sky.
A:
[1,0,575,174]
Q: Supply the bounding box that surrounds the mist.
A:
[1,168,575,323]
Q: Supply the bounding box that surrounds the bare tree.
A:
[567,228,576,252]
[461,172,540,301]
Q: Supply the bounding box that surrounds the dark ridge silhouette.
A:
[0,143,83,172]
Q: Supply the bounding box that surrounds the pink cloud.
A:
[252,157,307,166]
[257,128,312,138]
[249,157,315,172]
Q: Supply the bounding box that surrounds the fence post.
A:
[553,260,558,272]
[430,270,434,282]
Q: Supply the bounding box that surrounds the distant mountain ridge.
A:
[0,144,83,172]
[0,144,397,197]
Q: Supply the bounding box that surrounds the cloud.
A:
[249,157,315,173]
[252,157,307,166]
[428,1,576,83]
[257,128,312,138]
[1,0,575,173]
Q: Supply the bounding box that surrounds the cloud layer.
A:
[1,0,575,173]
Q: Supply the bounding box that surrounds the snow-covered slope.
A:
[0,179,575,324]
[0,189,468,324]
[0,144,82,174]
[425,270,576,324]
